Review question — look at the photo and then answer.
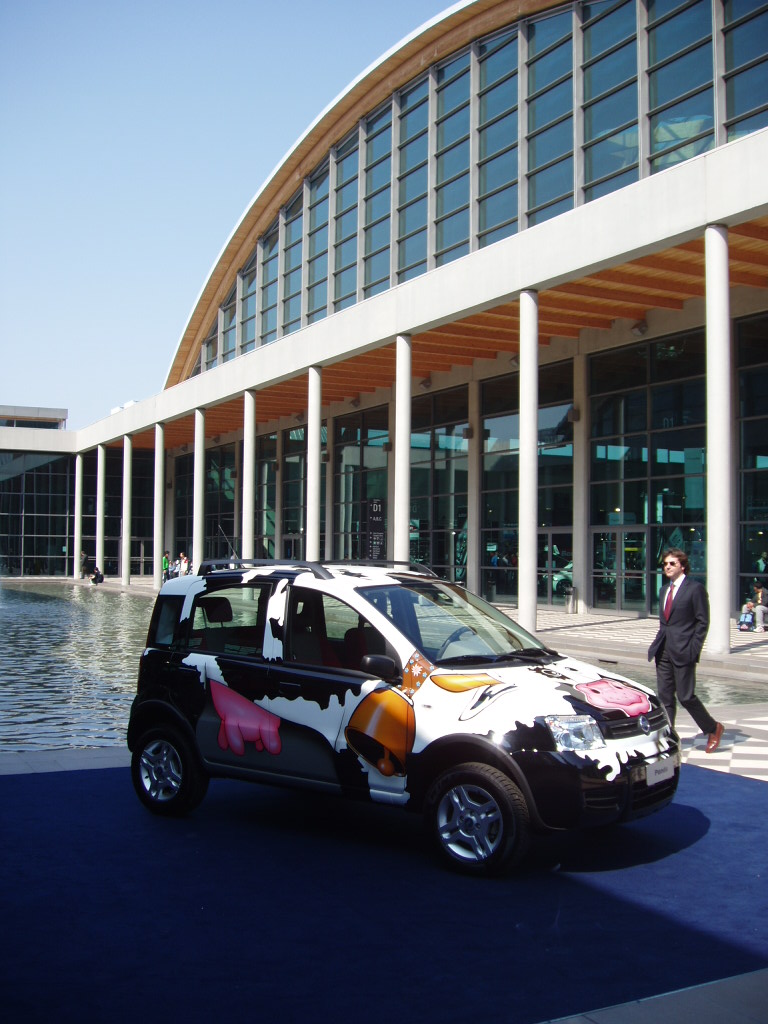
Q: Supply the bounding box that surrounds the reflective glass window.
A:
[651,381,706,429]
[526,9,573,226]
[582,1,638,201]
[363,106,391,298]
[650,331,705,381]
[239,250,258,355]
[647,0,713,172]
[333,134,359,310]
[307,169,329,324]
[591,438,649,481]
[529,117,573,169]
[260,224,279,346]
[221,285,237,363]
[726,57,768,138]
[282,193,303,335]
[203,317,218,371]
[435,52,471,266]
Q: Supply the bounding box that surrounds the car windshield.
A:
[357,579,552,665]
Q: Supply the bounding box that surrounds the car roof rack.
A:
[196,557,438,580]
[324,559,438,577]
[197,558,334,580]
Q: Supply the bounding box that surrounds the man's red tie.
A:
[664,586,674,620]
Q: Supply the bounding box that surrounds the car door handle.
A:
[279,681,302,695]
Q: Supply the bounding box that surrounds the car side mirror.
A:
[360,654,399,682]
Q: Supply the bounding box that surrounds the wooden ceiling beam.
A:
[551,280,685,310]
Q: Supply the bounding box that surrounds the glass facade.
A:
[255,433,278,558]
[397,78,430,280]
[411,388,470,580]
[590,330,707,610]
[0,452,74,576]
[737,313,768,601]
[481,362,575,603]
[582,0,639,200]
[0,447,156,578]
[2,1,767,609]
[333,407,389,559]
[190,1,768,372]
[724,0,768,139]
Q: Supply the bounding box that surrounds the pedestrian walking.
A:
[648,548,723,753]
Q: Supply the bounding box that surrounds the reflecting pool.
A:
[0,581,153,751]
[0,580,760,752]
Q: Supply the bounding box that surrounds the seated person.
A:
[89,566,104,585]
[741,582,767,631]
[739,601,755,630]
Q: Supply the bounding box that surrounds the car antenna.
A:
[218,524,240,561]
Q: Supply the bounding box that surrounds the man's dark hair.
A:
[664,547,689,575]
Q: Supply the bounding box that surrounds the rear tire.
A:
[425,762,530,875]
[131,726,209,816]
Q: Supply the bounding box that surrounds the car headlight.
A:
[545,714,606,751]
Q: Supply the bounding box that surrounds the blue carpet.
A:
[1,764,766,1023]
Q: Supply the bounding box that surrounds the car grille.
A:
[629,770,679,813]
[599,705,668,741]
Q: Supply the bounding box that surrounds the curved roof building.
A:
[2,0,768,651]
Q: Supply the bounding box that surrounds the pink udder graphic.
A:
[210,680,282,755]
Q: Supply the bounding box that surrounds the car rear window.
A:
[147,596,185,647]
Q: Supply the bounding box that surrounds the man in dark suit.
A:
[648,548,724,753]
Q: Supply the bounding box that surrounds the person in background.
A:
[648,548,724,753]
[750,580,767,632]
[162,550,170,584]
[179,552,189,576]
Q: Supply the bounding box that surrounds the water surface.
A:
[0,582,153,751]
[0,581,760,752]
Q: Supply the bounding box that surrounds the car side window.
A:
[189,585,270,656]
[147,596,185,647]
[286,588,390,670]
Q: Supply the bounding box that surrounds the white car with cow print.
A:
[128,560,680,875]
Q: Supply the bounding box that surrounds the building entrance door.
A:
[537,531,573,605]
[282,533,304,560]
[591,529,649,612]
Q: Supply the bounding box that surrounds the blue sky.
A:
[1,0,455,429]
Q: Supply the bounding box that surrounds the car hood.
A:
[412,654,655,736]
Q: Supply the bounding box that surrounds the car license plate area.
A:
[645,756,675,787]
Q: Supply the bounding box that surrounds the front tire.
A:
[425,762,530,875]
[131,726,209,816]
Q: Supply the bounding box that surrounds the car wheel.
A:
[131,726,209,816]
[425,762,530,875]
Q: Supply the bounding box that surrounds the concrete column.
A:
[233,437,242,554]
[572,352,589,611]
[73,453,83,579]
[467,379,481,594]
[324,421,334,561]
[121,434,133,586]
[518,290,539,634]
[242,390,256,560]
[705,224,733,654]
[394,334,412,564]
[306,366,322,560]
[96,444,105,574]
[275,430,284,558]
[193,408,206,572]
[153,423,165,589]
